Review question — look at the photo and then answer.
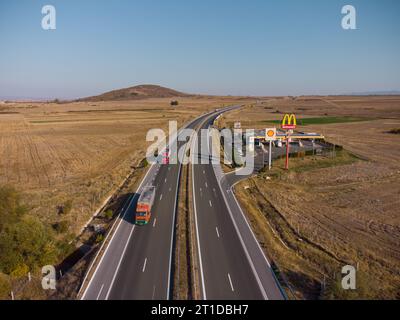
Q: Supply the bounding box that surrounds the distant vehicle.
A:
[135,186,156,225]
[162,149,170,165]
[290,140,304,147]
[275,140,283,148]
[162,155,170,165]
[161,146,170,164]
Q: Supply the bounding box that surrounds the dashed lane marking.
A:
[142,258,148,273]
[228,274,235,292]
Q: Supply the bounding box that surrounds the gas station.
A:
[244,114,325,170]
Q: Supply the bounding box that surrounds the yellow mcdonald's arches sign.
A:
[282,114,297,129]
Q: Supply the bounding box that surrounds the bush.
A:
[388,128,400,135]
[0,216,59,274]
[95,234,104,244]
[0,186,26,229]
[170,100,179,106]
[52,220,69,234]
[141,158,149,168]
[322,271,369,300]
[104,210,113,220]
[57,200,73,215]
[63,200,73,215]
[10,264,29,278]
[0,186,59,275]
[0,273,11,300]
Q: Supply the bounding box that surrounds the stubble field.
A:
[0,97,250,235]
[222,96,400,299]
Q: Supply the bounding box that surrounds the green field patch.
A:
[264,116,373,126]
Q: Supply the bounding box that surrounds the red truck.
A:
[135,186,156,225]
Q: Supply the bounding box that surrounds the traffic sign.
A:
[282,114,297,130]
[265,128,277,141]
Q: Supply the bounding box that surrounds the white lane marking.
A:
[213,176,270,300]
[205,182,208,188]
[80,133,168,299]
[83,114,206,300]
[96,284,105,300]
[105,224,135,299]
[203,170,205,174]
[228,273,235,292]
[160,194,163,201]
[152,286,156,300]
[153,218,157,228]
[142,258,148,273]
[165,178,167,183]
[216,227,220,238]
[169,187,172,192]
[209,200,212,207]
[81,192,136,299]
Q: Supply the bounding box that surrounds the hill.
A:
[78,84,190,102]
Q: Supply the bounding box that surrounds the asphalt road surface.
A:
[81,107,237,300]
[191,115,285,300]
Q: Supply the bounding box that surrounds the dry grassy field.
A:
[223,96,400,299]
[0,97,251,235]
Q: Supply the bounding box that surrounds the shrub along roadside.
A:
[0,186,71,298]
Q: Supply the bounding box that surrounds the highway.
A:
[81,107,237,300]
[191,114,285,300]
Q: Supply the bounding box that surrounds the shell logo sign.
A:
[282,114,297,130]
[265,128,276,141]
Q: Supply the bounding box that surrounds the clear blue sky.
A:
[1,0,399,99]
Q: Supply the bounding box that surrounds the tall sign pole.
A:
[282,114,297,170]
[285,135,290,170]
[265,128,276,171]
[269,140,272,171]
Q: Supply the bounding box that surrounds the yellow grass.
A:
[226,96,400,299]
[0,97,252,234]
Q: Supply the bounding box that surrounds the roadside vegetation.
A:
[262,148,360,175]
[0,186,74,299]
